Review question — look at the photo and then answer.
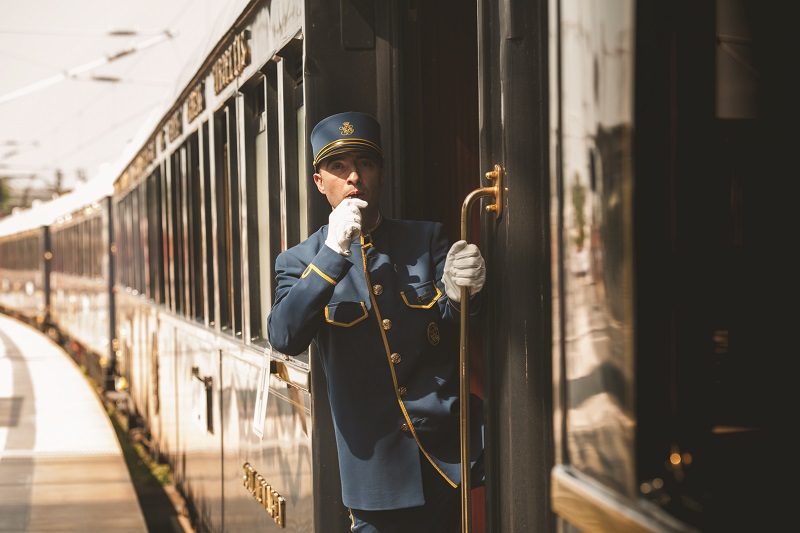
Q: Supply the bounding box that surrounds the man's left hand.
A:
[443,240,486,303]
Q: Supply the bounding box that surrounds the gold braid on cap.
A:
[313,138,383,166]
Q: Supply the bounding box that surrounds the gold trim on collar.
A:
[301,263,337,285]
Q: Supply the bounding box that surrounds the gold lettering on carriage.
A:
[165,108,182,143]
[242,462,286,527]
[118,139,156,191]
[186,81,205,123]
[213,31,251,94]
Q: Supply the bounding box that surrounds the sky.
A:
[0,0,248,194]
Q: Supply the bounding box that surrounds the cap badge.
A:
[339,121,355,135]
[427,322,440,346]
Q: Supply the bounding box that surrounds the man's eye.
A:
[358,159,375,168]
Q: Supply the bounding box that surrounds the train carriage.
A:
[0,0,789,530]
[0,226,48,323]
[49,194,115,389]
[111,2,313,530]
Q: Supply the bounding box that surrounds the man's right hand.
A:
[325,198,368,256]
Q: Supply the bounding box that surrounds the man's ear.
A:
[313,173,325,194]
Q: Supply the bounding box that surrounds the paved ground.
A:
[0,314,147,532]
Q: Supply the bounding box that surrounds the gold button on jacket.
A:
[381,318,392,330]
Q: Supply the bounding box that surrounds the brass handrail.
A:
[459,164,503,533]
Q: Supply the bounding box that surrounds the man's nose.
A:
[345,168,360,184]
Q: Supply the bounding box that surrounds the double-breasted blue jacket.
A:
[267,217,484,511]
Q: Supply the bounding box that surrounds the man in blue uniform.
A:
[267,111,485,532]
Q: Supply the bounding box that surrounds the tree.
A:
[0,177,11,217]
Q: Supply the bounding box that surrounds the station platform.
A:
[0,314,147,532]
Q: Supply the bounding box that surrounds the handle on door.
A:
[459,164,503,533]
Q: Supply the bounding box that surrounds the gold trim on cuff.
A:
[301,263,337,285]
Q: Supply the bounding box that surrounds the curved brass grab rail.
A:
[459,164,503,533]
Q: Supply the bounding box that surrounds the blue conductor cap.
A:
[311,111,383,167]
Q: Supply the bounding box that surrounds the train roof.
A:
[0,176,112,238]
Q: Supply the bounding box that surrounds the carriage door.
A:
[395,0,552,530]
[475,0,554,531]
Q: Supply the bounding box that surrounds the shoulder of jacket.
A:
[277,227,326,262]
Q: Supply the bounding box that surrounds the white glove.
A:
[325,198,368,256]
[443,240,486,303]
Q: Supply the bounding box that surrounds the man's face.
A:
[313,151,382,212]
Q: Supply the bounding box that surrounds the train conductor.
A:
[268,111,486,532]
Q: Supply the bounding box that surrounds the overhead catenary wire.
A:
[0,30,176,106]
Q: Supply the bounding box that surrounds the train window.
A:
[96,216,102,278]
[80,220,87,276]
[115,202,124,285]
[169,150,185,314]
[264,62,283,325]
[242,73,272,343]
[186,133,204,322]
[88,219,94,278]
[553,0,637,500]
[213,100,243,337]
[146,171,160,301]
[133,187,144,294]
[179,144,192,318]
[132,191,139,288]
[295,86,307,240]
[123,196,129,285]
[160,161,172,309]
[92,217,98,278]
[154,169,165,303]
[136,188,146,294]
[201,122,214,325]
[86,219,93,278]
[77,223,83,277]
[91,219,96,277]
[276,41,305,250]
[123,196,132,287]
[139,185,148,294]
[78,221,85,277]
[83,220,90,278]
[93,217,99,278]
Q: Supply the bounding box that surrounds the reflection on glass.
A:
[296,102,308,240]
[558,0,636,497]
[255,106,272,314]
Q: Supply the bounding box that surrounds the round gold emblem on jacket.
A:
[427,321,440,346]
